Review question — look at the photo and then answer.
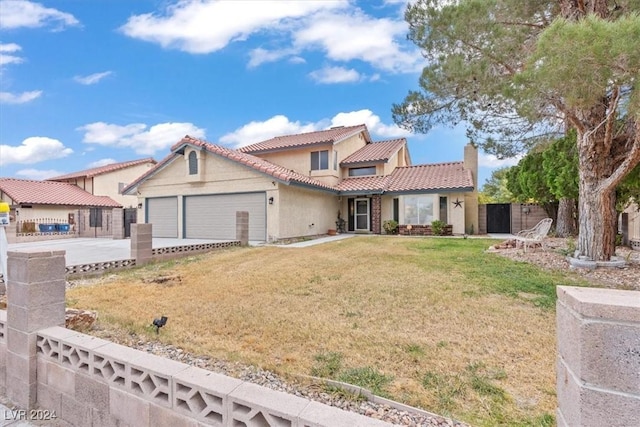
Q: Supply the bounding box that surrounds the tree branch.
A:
[601,120,640,192]
[603,86,620,155]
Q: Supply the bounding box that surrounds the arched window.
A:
[188,151,198,175]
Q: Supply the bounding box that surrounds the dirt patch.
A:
[489,238,640,291]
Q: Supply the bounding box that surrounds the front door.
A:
[355,198,370,231]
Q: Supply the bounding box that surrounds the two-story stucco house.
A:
[123,124,478,241]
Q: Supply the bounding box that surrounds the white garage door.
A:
[184,193,266,241]
[146,197,178,238]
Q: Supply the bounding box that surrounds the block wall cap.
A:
[7,249,66,258]
[558,286,640,323]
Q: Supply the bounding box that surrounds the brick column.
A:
[236,211,249,246]
[371,195,381,234]
[6,250,66,409]
[131,223,152,266]
[556,286,640,427]
[112,208,124,240]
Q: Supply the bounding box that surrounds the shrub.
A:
[431,219,446,236]
[382,219,398,234]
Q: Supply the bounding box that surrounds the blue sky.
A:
[0,0,518,186]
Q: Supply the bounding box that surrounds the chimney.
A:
[463,143,478,191]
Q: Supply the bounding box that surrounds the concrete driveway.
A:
[7,238,234,266]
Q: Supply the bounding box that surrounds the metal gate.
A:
[123,208,137,238]
[486,204,511,233]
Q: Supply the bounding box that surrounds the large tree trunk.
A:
[577,181,616,260]
[556,198,577,237]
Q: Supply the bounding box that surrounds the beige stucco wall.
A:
[92,162,155,207]
[11,205,74,223]
[254,133,368,187]
[137,150,296,239]
[278,185,339,238]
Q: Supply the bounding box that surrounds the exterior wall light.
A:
[268,197,274,205]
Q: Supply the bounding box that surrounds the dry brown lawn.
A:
[67,236,588,426]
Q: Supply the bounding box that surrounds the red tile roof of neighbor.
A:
[340,138,406,165]
[48,158,156,181]
[0,178,122,207]
[124,136,336,194]
[385,162,474,193]
[239,124,370,154]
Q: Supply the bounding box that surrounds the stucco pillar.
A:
[6,249,66,409]
[112,208,124,240]
[131,223,152,266]
[236,211,249,246]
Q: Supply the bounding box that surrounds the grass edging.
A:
[298,374,464,425]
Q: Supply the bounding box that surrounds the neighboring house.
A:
[0,178,121,242]
[48,158,157,208]
[123,124,478,241]
[623,201,640,250]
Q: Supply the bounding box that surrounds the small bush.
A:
[382,219,398,234]
[431,219,446,236]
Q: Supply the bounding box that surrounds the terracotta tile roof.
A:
[0,178,122,207]
[124,136,336,194]
[239,125,370,154]
[48,158,156,181]
[340,138,406,166]
[335,176,390,193]
[385,162,474,193]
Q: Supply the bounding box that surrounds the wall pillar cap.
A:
[557,286,640,322]
[7,249,65,259]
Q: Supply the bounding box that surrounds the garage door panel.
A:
[185,193,265,241]
[147,197,178,238]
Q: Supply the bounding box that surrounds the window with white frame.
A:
[311,150,329,170]
[404,196,434,224]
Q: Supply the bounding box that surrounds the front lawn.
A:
[68,236,588,426]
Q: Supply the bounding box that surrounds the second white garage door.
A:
[184,193,266,241]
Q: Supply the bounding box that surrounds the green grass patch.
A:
[409,238,587,309]
[337,366,393,397]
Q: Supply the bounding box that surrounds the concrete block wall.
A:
[35,326,393,426]
[112,208,124,240]
[556,286,640,427]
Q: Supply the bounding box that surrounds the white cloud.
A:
[293,9,422,73]
[120,0,345,54]
[74,71,113,85]
[119,1,420,74]
[15,168,64,180]
[220,115,318,148]
[309,66,361,84]
[0,90,42,104]
[78,121,206,155]
[0,43,23,66]
[87,158,117,168]
[0,136,73,166]
[220,109,410,148]
[478,153,522,168]
[248,47,301,68]
[330,110,411,138]
[0,0,79,30]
